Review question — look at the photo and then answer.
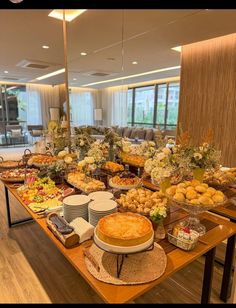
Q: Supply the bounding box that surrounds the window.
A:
[127,82,180,130]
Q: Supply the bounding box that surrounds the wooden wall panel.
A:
[177,33,236,167]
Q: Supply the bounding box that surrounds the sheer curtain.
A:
[26,84,60,127]
[70,87,96,126]
[101,85,128,127]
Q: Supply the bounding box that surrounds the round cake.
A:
[96,212,154,247]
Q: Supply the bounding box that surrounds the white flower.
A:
[78,160,86,168]
[85,156,95,164]
[148,141,155,147]
[155,152,166,161]
[58,150,68,158]
[64,156,73,164]
[194,153,202,160]
[80,140,85,146]
[162,147,171,155]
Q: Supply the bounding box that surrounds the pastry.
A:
[109,171,141,189]
[120,152,146,167]
[166,179,226,206]
[96,212,153,246]
[102,161,124,173]
[116,188,167,216]
[67,171,105,193]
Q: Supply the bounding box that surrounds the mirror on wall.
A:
[0,9,65,146]
[64,9,236,134]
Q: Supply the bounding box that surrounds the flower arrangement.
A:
[77,156,98,175]
[74,127,96,159]
[150,204,167,222]
[38,160,66,184]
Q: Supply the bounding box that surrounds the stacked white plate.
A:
[88,191,114,201]
[88,199,117,227]
[63,195,91,223]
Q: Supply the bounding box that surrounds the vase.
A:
[192,167,205,182]
[160,177,171,193]
[108,144,115,162]
[78,147,87,161]
[154,220,166,240]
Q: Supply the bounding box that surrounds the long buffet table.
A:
[3,181,236,304]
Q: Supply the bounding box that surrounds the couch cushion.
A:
[11,129,22,137]
[145,129,154,141]
[130,128,146,140]
[32,129,43,136]
[117,127,124,136]
[123,127,133,138]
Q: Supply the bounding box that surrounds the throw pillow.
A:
[145,129,154,141]
[11,129,21,137]
[123,127,133,138]
[32,130,43,136]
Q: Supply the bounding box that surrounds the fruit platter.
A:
[0,168,39,183]
[17,177,65,213]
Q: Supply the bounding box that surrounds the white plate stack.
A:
[88,200,117,227]
[88,191,114,201]
[63,195,91,223]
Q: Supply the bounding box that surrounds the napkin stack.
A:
[69,217,94,243]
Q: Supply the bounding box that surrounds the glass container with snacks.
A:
[166,179,228,235]
[167,222,199,251]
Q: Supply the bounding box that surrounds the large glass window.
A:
[128,82,180,130]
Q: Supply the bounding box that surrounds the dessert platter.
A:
[109,171,142,190]
[66,171,106,193]
[0,168,39,183]
[166,179,228,235]
[94,212,154,254]
[27,154,60,168]
[120,152,146,168]
[116,188,167,216]
[101,161,124,174]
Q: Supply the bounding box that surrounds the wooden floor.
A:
[0,181,228,303]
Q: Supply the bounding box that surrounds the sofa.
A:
[74,125,176,142]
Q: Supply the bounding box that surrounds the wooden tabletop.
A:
[4,182,236,304]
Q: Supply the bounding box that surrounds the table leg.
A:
[201,247,216,304]
[220,234,236,302]
[4,185,33,228]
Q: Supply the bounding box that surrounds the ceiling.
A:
[0,9,236,88]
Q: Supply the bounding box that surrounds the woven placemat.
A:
[85,243,167,285]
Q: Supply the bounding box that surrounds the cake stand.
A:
[93,229,154,278]
[169,198,227,236]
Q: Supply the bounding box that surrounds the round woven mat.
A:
[85,242,167,285]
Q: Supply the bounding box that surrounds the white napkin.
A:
[69,217,94,243]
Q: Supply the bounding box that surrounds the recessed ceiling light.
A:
[82,65,181,87]
[42,45,49,49]
[4,71,8,74]
[171,46,182,53]
[9,0,23,3]
[36,68,65,81]
[48,9,87,22]
[132,61,138,65]
[73,78,77,81]
[80,52,87,56]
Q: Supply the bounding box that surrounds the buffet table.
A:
[3,182,236,304]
